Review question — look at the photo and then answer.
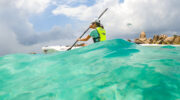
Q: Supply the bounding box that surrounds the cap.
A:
[91,19,101,24]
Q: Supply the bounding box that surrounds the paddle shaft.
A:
[67,8,108,51]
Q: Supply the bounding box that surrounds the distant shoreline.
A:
[131,32,180,45]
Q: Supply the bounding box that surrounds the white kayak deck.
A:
[42,46,81,54]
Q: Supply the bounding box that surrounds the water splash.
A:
[0,39,180,100]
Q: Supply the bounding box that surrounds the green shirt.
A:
[90,30,99,38]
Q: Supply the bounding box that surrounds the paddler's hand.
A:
[77,38,81,41]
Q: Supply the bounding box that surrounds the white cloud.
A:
[52,0,117,20]
[54,0,89,5]
[14,0,52,14]
[52,0,180,38]
[0,24,75,56]
[0,0,77,56]
[53,5,90,20]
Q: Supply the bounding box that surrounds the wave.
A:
[0,39,180,100]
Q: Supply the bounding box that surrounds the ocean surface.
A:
[0,39,180,100]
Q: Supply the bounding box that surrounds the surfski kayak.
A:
[42,46,81,54]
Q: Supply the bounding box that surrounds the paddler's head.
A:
[90,19,101,29]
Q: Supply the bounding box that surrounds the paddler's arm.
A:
[78,35,91,41]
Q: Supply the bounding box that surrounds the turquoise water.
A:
[0,39,180,100]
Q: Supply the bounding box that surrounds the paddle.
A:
[67,8,108,51]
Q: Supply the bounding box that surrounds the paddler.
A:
[77,20,106,46]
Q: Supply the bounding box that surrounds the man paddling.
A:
[77,20,106,46]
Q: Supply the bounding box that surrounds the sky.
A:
[0,0,180,56]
